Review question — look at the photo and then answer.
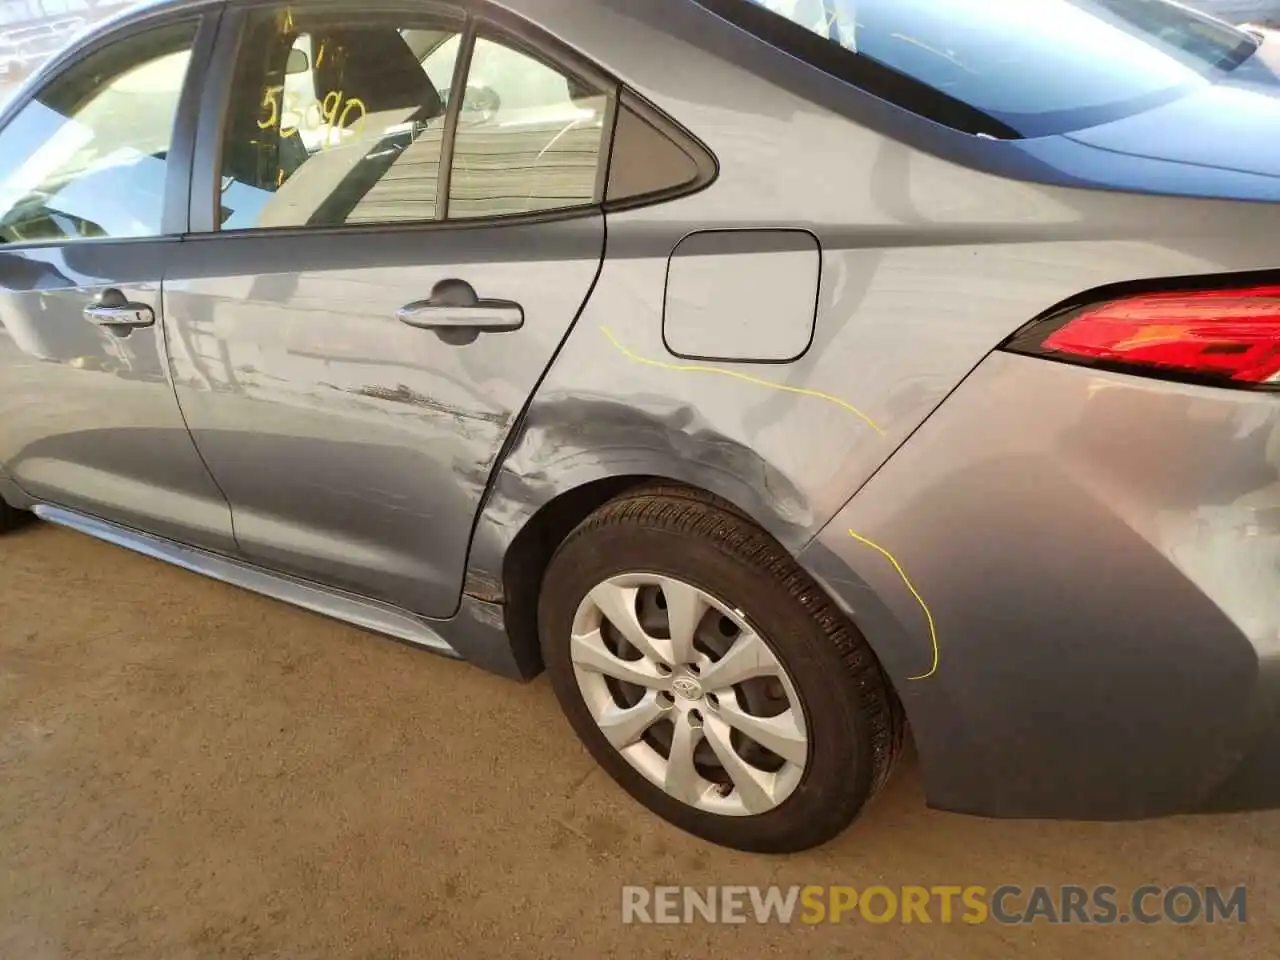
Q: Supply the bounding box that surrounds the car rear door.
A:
[163,1,611,616]
[0,7,237,552]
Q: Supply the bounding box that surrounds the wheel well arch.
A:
[499,474,666,678]
[472,399,823,677]
[493,471,834,679]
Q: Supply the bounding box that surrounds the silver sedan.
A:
[1,0,1278,852]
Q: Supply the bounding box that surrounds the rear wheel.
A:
[538,488,902,853]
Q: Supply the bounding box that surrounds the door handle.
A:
[83,291,155,335]
[396,301,524,332]
[396,279,524,341]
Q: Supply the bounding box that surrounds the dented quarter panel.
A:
[471,0,1280,591]
[466,1,1280,810]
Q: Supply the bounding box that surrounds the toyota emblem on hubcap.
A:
[671,676,703,700]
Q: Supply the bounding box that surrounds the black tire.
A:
[538,487,902,853]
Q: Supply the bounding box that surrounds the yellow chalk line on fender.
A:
[849,529,939,681]
[599,326,884,436]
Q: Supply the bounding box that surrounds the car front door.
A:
[0,9,237,552]
[163,1,612,615]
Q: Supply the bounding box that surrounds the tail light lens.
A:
[1005,285,1280,388]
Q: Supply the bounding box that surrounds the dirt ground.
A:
[3,523,1279,959]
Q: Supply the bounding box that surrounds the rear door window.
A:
[707,0,1261,137]
[218,9,469,230]
[447,33,609,219]
[215,5,612,230]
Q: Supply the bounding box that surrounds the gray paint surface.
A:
[163,217,605,617]
[803,352,1280,818]
[0,0,1279,818]
[0,242,236,553]
[33,503,462,655]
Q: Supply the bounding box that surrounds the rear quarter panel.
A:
[473,0,1280,570]
[802,353,1280,818]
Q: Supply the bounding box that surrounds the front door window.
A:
[0,20,196,243]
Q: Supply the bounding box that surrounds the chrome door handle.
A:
[83,298,155,332]
[396,279,524,340]
[396,301,524,332]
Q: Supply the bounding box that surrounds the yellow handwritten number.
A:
[257,84,283,131]
[257,87,368,141]
[338,96,366,134]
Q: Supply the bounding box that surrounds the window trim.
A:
[691,0,1020,140]
[166,7,224,235]
[433,13,477,221]
[0,5,222,250]
[191,0,623,238]
[593,76,620,207]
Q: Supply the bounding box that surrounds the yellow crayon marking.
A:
[257,84,283,130]
[849,529,938,680]
[338,95,367,133]
[600,326,884,436]
[256,86,368,145]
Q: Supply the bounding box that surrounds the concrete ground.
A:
[3,522,1279,959]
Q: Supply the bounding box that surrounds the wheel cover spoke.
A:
[716,700,808,766]
[703,714,778,815]
[699,629,778,691]
[571,628,668,689]
[588,581,669,665]
[595,691,667,749]
[664,711,704,804]
[657,576,707,665]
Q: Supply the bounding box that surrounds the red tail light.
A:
[1006,285,1280,388]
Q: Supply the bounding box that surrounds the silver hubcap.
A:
[570,573,808,816]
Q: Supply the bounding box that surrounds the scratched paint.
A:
[599,326,884,436]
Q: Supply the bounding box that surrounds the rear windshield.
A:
[723,0,1261,137]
